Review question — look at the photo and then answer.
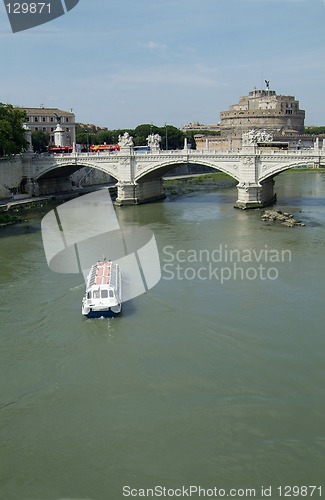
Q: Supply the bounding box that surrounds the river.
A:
[1,171,325,500]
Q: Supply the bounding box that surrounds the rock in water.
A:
[261,209,305,227]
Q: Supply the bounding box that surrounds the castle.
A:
[183,85,316,151]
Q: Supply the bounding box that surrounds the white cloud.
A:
[70,64,224,92]
[139,40,167,50]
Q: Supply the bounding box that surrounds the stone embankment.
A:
[261,209,305,227]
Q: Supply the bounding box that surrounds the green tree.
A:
[304,126,325,135]
[133,124,160,146]
[0,103,28,156]
[77,122,187,151]
[160,125,185,150]
[109,130,123,144]
[132,124,185,149]
[32,130,50,153]
[186,131,197,150]
[93,130,117,145]
[75,127,95,149]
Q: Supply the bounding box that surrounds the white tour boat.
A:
[82,259,122,318]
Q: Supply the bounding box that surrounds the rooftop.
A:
[18,107,75,116]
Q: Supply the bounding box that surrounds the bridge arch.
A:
[135,159,240,182]
[259,160,325,183]
[33,159,121,183]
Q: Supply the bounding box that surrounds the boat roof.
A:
[88,260,114,287]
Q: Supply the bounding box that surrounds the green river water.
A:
[0,171,325,500]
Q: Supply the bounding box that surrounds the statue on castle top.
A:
[146,133,161,149]
[265,80,270,90]
[54,113,62,124]
[118,131,134,148]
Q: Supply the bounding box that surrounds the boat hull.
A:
[82,305,122,319]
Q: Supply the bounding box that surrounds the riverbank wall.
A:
[0,185,118,227]
[0,157,24,198]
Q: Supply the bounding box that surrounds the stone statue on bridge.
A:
[118,132,134,148]
[242,129,273,146]
[146,133,161,151]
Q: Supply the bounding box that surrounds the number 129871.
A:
[278,485,322,497]
[6,3,51,14]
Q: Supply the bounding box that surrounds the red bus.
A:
[49,146,74,154]
[90,144,120,153]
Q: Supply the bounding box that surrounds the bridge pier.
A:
[235,177,276,209]
[115,178,165,206]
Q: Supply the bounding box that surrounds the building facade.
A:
[19,107,76,146]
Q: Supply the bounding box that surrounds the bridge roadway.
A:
[24,142,325,209]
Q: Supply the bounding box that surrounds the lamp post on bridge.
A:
[86,131,90,153]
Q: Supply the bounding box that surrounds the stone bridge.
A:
[24,133,325,209]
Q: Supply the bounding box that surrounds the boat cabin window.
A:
[109,290,114,298]
[101,290,108,298]
[87,291,92,299]
[93,290,100,299]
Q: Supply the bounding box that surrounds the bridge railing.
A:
[25,145,325,163]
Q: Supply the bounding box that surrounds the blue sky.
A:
[1,0,325,129]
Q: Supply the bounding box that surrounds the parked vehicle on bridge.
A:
[257,141,289,151]
[49,145,74,154]
[90,144,120,153]
[133,146,150,153]
[82,259,122,318]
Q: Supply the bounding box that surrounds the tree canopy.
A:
[0,103,28,156]
[304,126,325,135]
[32,130,50,153]
[76,123,188,150]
